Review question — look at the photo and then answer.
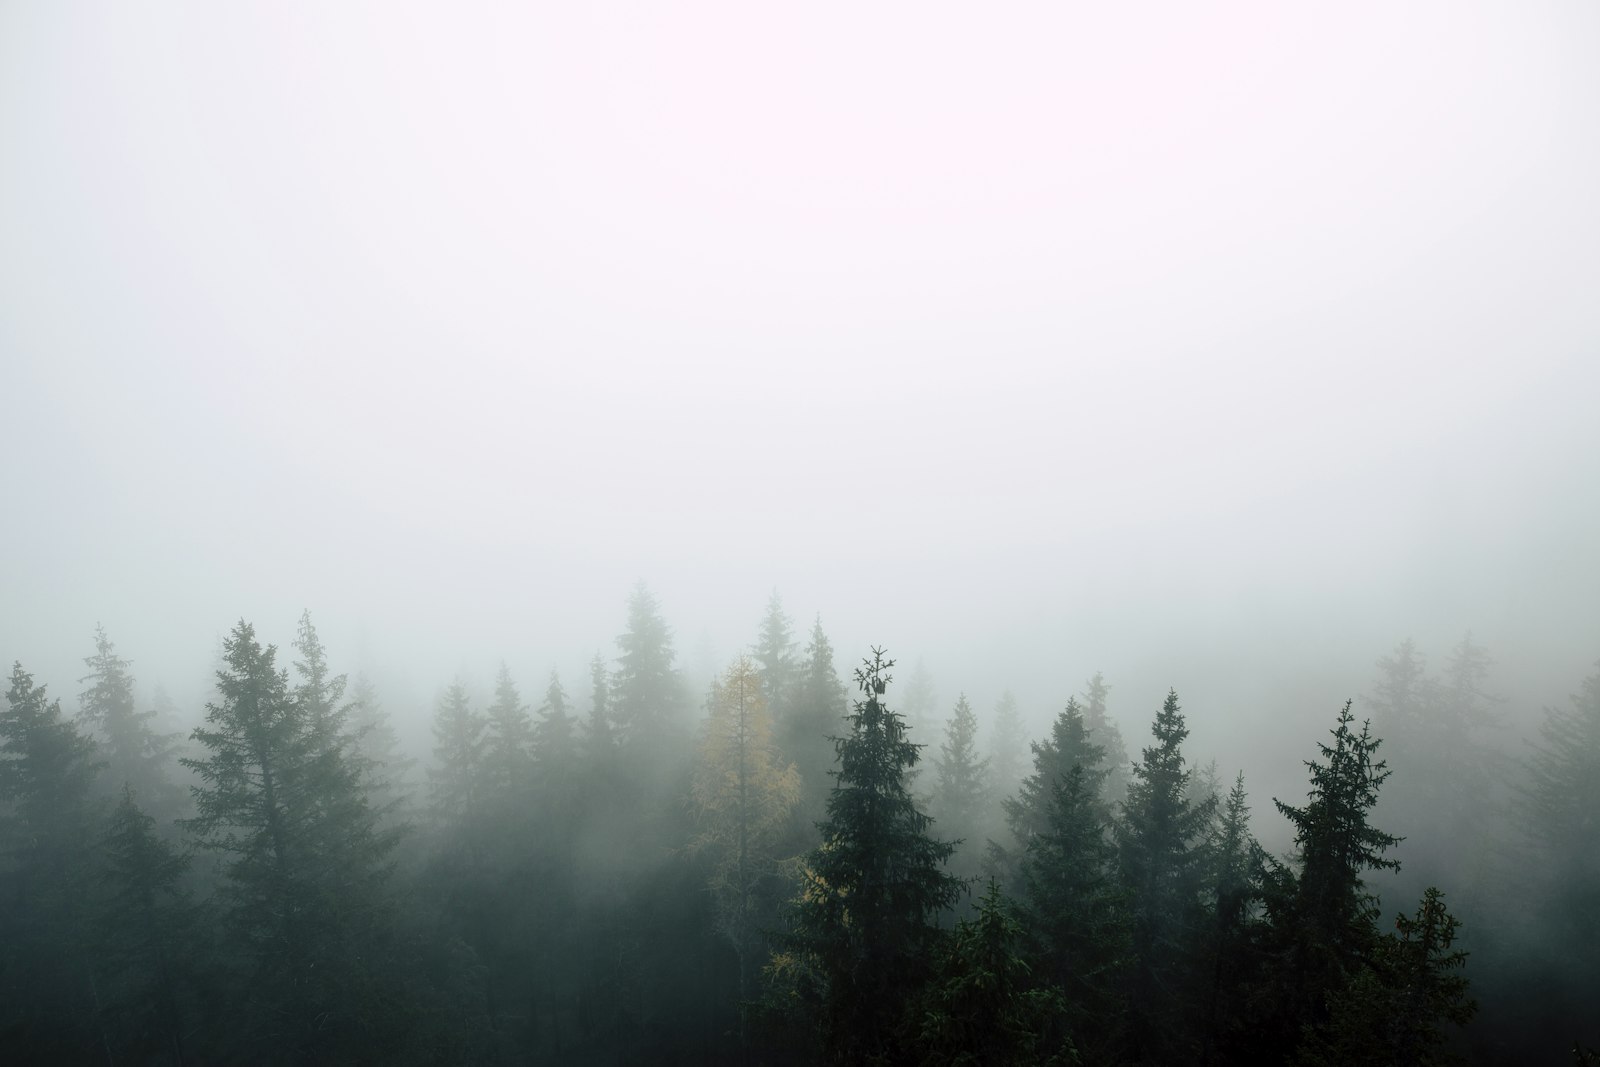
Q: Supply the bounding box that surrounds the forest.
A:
[1,587,1595,1065]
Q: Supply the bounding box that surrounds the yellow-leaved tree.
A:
[691,656,802,1001]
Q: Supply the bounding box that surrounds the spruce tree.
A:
[1081,671,1129,810]
[184,621,405,1060]
[1114,689,1216,1061]
[932,693,991,892]
[612,582,688,755]
[349,673,416,827]
[483,662,533,804]
[986,689,1027,799]
[992,697,1107,891]
[1257,700,1403,1062]
[78,625,181,816]
[779,648,963,1062]
[429,680,485,826]
[752,590,798,714]
[782,616,849,838]
[0,662,104,1058]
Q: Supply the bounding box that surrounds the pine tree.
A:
[932,693,991,891]
[778,648,963,1062]
[782,616,849,837]
[78,625,181,816]
[483,662,534,804]
[533,670,577,780]
[1200,771,1266,1062]
[992,697,1107,891]
[689,656,800,999]
[1258,700,1403,1062]
[349,673,416,827]
[1114,688,1216,1061]
[0,662,104,1058]
[1081,671,1130,809]
[429,680,486,826]
[184,621,405,1060]
[911,880,1072,1066]
[986,689,1027,800]
[291,609,348,739]
[613,582,688,754]
[583,652,617,763]
[97,787,199,1064]
[752,590,798,714]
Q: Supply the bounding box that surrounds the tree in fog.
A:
[349,673,416,826]
[583,651,617,760]
[986,689,1027,798]
[752,590,798,713]
[1114,689,1216,1060]
[78,625,181,816]
[291,609,347,736]
[1081,671,1129,809]
[1256,700,1403,1061]
[992,696,1108,890]
[0,662,103,1057]
[483,663,534,804]
[932,693,991,890]
[690,656,800,998]
[612,583,689,762]
[781,616,849,833]
[184,621,406,1059]
[97,787,200,1063]
[775,649,962,1062]
[429,680,485,825]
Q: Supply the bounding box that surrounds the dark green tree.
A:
[1257,700,1403,1062]
[96,787,201,1064]
[992,697,1108,891]
[1114,688,1216,1061]
[911,880,1072,1066]
[183,621,407,1061]
[0,662,104,1059]
[777,648,963,1063]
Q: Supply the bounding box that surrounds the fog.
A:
[3,3,1599,1063]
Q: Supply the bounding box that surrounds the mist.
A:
[3,2,1598,1063]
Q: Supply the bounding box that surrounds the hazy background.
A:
[4,2,1598,808]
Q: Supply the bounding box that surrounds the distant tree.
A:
[932,693,991,891]
[752,590,798,714]
[992,697,1107,891]
[776,649,963,1062]
[986,689,1027,799]
[613,583,689,768]
[902,657,939,742]
[429,680,486,826]
[1114,689,1216,1061]
[911,880,1072,1066]
[349,673,416,827]
[291,609,347,738]
[184,621,407,1060]
[77,625,181,816]
[533,670,577,780]
[781,616,849,836]
[0,662,104,1058]
[1200,771,1267,1062]
[690,656,801,1000]
[483,663,534,804]
[1081,671,1129,809]
[583,652,617,762]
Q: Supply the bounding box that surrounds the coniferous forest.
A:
[3,591,1596,1065]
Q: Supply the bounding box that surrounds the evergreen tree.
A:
[1257,700,1403,1062]
[483,662,533,803]
[533,669,577,780]
[689,656,801,1000]
[96,787,201,1064]
[1114,688,1216,1061]
[1200,771,1266,1063]
[184,621,407,1060]
[912,880,1072,1066]
[1081,671,1130,809]
[992,697,1107,891]
[986,689,1027,799]
[0,662,104,1059]
[583,652,617,763]
[78,625,181,816]
[429,680,485,826]
[782,616,849,837]
[778,648,963,1062]
[349,673,416,827]
[291,609,348,739]
[932,693,991,892]
[612,582,688,755]
[752,590,798,714]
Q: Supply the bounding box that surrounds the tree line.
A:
[1,588,1595,1063]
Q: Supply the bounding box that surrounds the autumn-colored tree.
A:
[690,656,801,999]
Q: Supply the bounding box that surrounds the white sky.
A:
[3,3,1598,783]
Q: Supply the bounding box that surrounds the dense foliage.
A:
[0,601,1591,1063]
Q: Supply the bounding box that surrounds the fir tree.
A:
[429,680,485,826]
[778,648,963,1062]
[1114,688,1216,1061]
[483,662,533,802]
[184,621,405,1060]
[583,652,617,763]
[612,582,688,754]
[986,689,1027,800]
[782,616,849,837]
[1081,671,1129,809]
[932,693,991,891]
[349,673,416,827]
[752,590,798,714]
[78,625,181,815]
[992,697,1107,890]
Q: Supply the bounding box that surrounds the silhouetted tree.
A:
[78,625,181,817]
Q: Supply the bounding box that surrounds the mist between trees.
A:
[2,586,1596,1065]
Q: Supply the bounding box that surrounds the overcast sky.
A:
[3,3,1598,787]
